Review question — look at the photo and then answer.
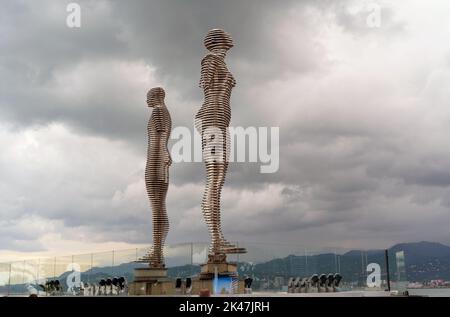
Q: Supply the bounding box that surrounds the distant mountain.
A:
[390,241,450,282]
[283,241,450,283]
[7,241,449,294]
[390,241,450,259]
[75,241,450,285]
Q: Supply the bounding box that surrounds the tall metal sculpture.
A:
[142,87,172,268]
[196,29,246,262]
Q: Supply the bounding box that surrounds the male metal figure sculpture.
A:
[142,87,172,268]
[196,29,246,263]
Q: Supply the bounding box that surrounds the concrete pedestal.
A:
[194,262,244,295]
[191,277,245,295]
[129,267,173,295]
[200,262,237,278]
[133,267,167,282]
[129,263,246,295]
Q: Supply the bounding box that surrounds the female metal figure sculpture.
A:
[196,29,246,262]
[144,87,172,268]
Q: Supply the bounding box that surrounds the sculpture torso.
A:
[146,105,172,183]
[196,52,236,131]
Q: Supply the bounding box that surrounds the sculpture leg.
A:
[203,161,234,257]
[201,127,245,259]
[160,184,169,263]
[149,182,169,267]
[203,162,221,256]
[214,162,228,248]
[212,162,243,253]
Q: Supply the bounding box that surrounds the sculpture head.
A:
[204,29,234,52]
[147,87,165,107]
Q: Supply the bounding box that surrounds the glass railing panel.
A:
[0,262,11,296]
[91,251,114,281]
[165,243,193,278]
[0,243,425,296]
[9,261,27,295]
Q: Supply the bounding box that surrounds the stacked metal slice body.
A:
[140,87,172,268]
[196,29,247,261]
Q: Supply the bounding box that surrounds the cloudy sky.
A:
[1,0,450,262]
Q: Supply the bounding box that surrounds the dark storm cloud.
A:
[2,0,450,257]
[0,0,322,143]
[109,0,310,87]
[0,1,131,138]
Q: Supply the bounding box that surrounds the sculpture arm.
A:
[151,107,171,181]
[156,108,171,165]
[151,134,170,182]
[153,107,166,133]
[199,54,220,89]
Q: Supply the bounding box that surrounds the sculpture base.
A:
[191,277,245,295]
[128,263,246,295]
[133,267,167,282]
[194,262,244,295]
[129,267,171,295]
[200,262,237,278]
